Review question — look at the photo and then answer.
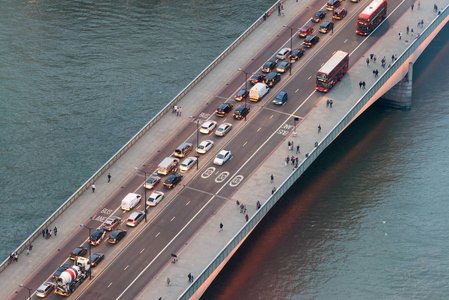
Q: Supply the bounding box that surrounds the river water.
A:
[2,0,449,299]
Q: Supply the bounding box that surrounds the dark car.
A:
[163,174,183,189]
[70,247,87,260]
[88,228,106,246]
[233,106,250,120]
[333,7,347,20]
[276,61,291,73]
[312,11,326,22]
[216,103,234,117]
[89,252,104,267]
[143,175,161,190]
[102,216,121,231]
[298,26,314,37]
[261,61,277,73]
[263,72,281,87]
[52,264,71,279]
[319,21,334,33]
[234,89,248,101]
[326,0,341,10]
[249,73,265,84]
[303,35,320,48]
[108,229,127,244]
[291,48,305,61]
[273,91,288,105]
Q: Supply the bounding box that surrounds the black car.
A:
[312,11,326,22]
[319,21,334,33]
[234,89,248,101]
[216,103,234,117]
[163,174,183,189]
[263,72,281,87]
[108,229,127,244]
[249,73,265,84]
[291,48,305,61]
[52,264,71,279]
[261,61,277,73]
[303,35,320,48]
[233,106,250,120]
[89,252,104,267]
[326,0,341,10]
[70,247,87,260]
[88,228,106,246]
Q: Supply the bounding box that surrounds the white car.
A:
[276,47,292,60]
[180,156,198,172]
[215,123,232,137]
[199,120,217,134]
[147,191,165,206]
[197,140,214,154]
[214,150,232,165]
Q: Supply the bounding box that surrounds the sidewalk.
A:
[137,1,447,299]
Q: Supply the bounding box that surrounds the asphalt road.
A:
[14,0,410,299]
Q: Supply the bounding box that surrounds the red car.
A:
[298,26,314,37]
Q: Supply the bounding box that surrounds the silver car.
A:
[126,211,145,227]
[199,120,217,134]
[36,282,55,298]
[180,156,198,172]
[215,123,232,137]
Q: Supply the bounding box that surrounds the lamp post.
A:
[237,68,250,121]
[79,224,93,279]
[196,119,200,170]
[135,166,148,222]
[19,284,34,300]
[283,25,294,76]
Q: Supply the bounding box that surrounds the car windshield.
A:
[199,145,204,149]
[217,154,224,159]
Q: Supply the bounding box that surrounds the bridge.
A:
[3,0,448,299]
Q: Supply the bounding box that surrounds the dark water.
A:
[203,25,449,299]
[0,0,273,261]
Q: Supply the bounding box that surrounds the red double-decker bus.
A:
[316,50,349,93]
[356,0,387,35]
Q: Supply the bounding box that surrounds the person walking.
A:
[167,278,171,286]
[370,53,374,60]
[296,145,300,154]
[286,156,290,165]
[14,252,18,262]
[272,187,276,195]
[284,157,288,166]
[399,32,402,40]
[278,3,281,16]
[362,81,366,89]
[411,4,414,10]
[359,81,363,89]
[406,26,409,35]
[54,226,58,236]
[245,214,249,222]
[178,107,182,116]
[329,100,333,108]
[270,174,274,183]
[188,273,192,282]
[92,183,96,193]
[243,206,247,214]
[108,173,111,182]
[240,204,244,213]
[326,99,330,107]
[26,247,30,256]
[366,58,369,66]
[219,222,223,232]
[373,55,377,63]
[318,125,321,133]
[256,201,261,209]
[45,228,49,237]
[29,244,33,252]
[42,229,46,238]
[236,200,240,208]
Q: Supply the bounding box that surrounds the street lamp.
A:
[19,284,34,300]
[134,166,148,222]
[196,119,200,170]
[79,224,93,279]
[237,68,251,121]
[283,25,294,75]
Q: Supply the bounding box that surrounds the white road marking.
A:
[124,265,129,270]
[170,217,176,222]
[140,248,145,254]
[270,115,274,119]
[344,39,348,43]
[307,76,311,80]
[108,282,113,288]
[243,141,247,147]
[295,89,299,93]
[155,232,160,237]
[186,201,191,206]
[257,128,261,132]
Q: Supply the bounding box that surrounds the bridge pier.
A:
[378,62,413,110]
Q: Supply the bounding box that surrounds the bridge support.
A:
[378,62,413,110]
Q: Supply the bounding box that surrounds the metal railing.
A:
[0,2,278,273]
[179,6,449,299]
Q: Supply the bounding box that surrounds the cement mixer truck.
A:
[55,257,91,296]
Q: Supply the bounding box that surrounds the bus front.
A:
[356,18,371,35]
[316,72,329,93]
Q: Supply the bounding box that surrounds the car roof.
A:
[278,91,287,96]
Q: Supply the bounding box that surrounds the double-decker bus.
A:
[356,0,387,35]
[316,50,349,93]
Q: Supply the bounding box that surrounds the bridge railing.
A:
[179,6,448,299]
[0,2,279,274]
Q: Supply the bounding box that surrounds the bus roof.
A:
[359,0,387,19]
[318,50,349,75]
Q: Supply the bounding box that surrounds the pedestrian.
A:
[188,273,192,282]
[272,187,276,195]
[284,157,288,166]
[191,274,194,282]
[399,32,402,40]
[42,229,45,238]
[54,226,57,236]
[411,4,414,11]
[10,253,13,263]
[434,4,438,12]
[26,247,30,256]
[240,204,244,213]
[406,26,409,35]
[373,55,377,63]
[174,105,178,114]
[391,54,394,62]
[394,54,397,61]
[281,8,285,17]
[219,222,223,232]
[245,214,249,222]
[359,81,362,89]
[277,4,281,16]
[108,173,111,182]
[421,20,424,28]
[49,229,52,237]
[178,107,182,116]
[362,81,366,89]
[382,61,386,68]
[291,156,295,165]
[167,277,171,286]
[296,145,300,154]
[256,201,261,209]
[376,69,379,77]
[372,69,376,77]
[418,1,420,10]
[411,28,414,34]
[286,156,290,164]
[92,183,95,193]
[288,141,291,149]
[315,141,318,147]
[295,157,299,168]
[14,252,18,262]
[270,174,274,183]
[318,125,321,133]
[45,228,49,237]
[366,58,369,66]
[290,141,294,150]
[236,200,240,208]
[243,205,247,214]
[329,100,333,108]
[326,99,330,107]
[29,244,33,251]
[370,53,374,60]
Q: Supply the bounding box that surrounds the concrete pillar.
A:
[378,62,413,110]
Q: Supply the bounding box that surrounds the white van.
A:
[121,193,142,211]
[157,157,179,175]
[249,83,270,102]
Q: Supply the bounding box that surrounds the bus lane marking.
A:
[201,167,215,179]
[215,172,229,183]
[230,175,244,187]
